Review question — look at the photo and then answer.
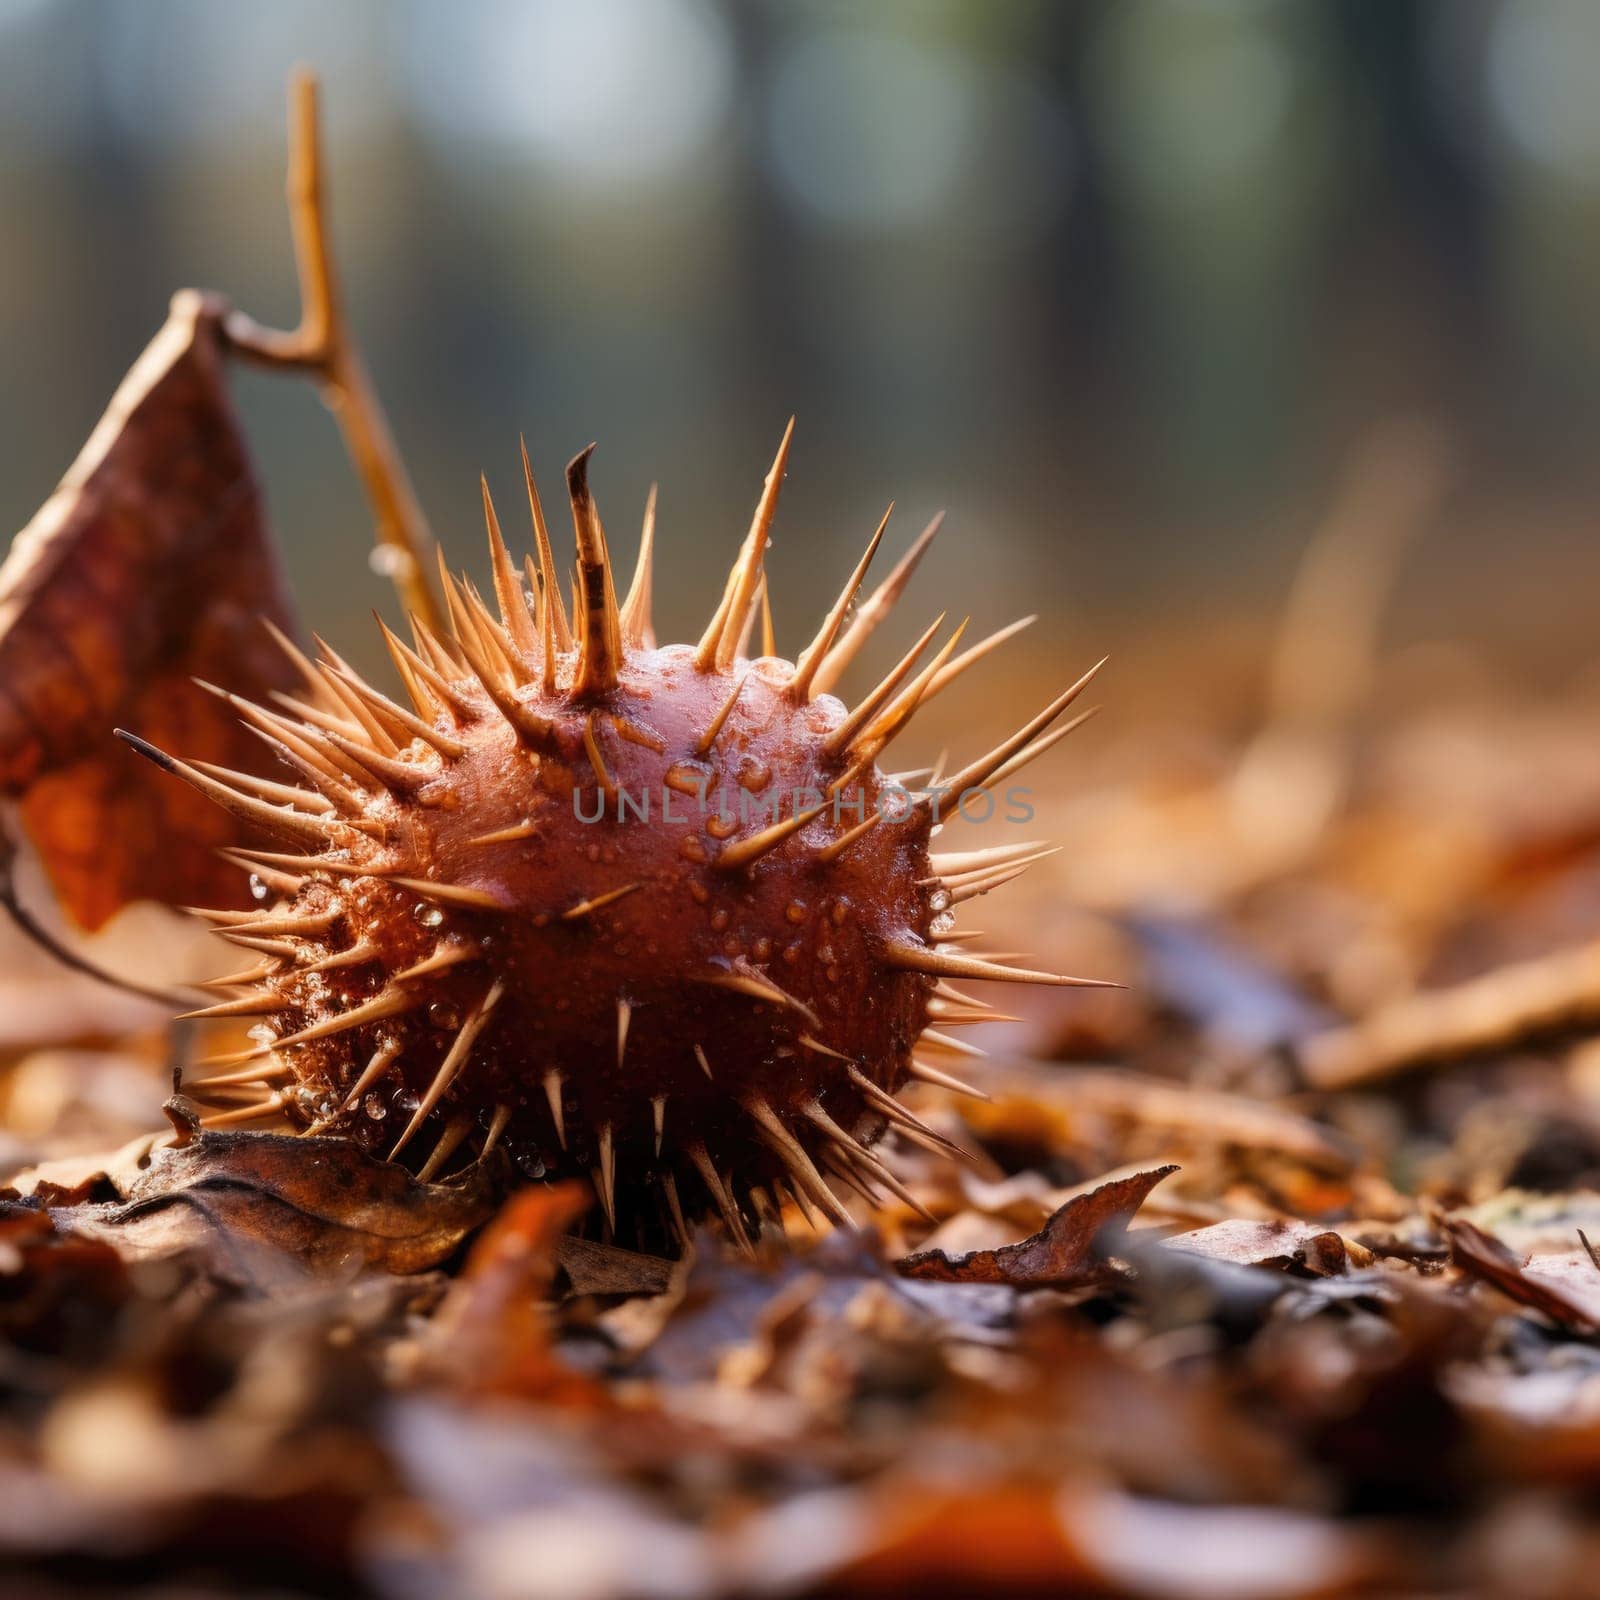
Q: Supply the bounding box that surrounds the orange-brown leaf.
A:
[895,1165,1178,1288]
[0,289,300,927]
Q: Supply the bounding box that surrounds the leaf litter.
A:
[5,74,1600,1600]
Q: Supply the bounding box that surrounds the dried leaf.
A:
[1444,1215,1600,1331]
[556,1234,678,1298]
[11,1117,498,1288]
[0,290,300,927]
[427,1183,606,1402]
[1167,1218,1373,1275]
[895,1165,1178,1287]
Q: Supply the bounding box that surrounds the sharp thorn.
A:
[567,444,623,696]
[620,482,658,649]
[543,1069,567,1149]
[924,659,1106,805]
[698,969,822,1029]
[482,474,541,659]
[581,712,617,805]
[882,942,1112,988]
[716,796,832,871]
[343,1038,404,1112]
[521,435,574,653]
[595,1123,617,1231]
[788,503,891,701]
[695,416,794,671]
[392,944,477,982]
[909,1057,990,1100]
[816,810,881,864]
[116,730,345,848]
[389,979,504,1161]
[481,1102,513,1159]
[275,986,417,1052]
[812,510,945,696]
[562,881,642,921]
[743,1096,854,1227]
[693,671,750,757]
[391,876,505,911]
[820,611,947,758]
[417,1113,474,1182]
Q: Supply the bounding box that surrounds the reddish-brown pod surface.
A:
[126,426,1104,1248]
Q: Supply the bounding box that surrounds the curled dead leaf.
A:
[895,1165,1178,1288]
[1444,1215,1600,1332]
[426,1183,606,1402]
[8,1110,498,1289]
[0,290,300,928]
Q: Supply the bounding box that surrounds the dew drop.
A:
[429,1000,461,1030]
[369,544,416,581]
[930,910,957,935]
[363,1092,388,1120]
[248,874,271,903]
[929,890,952,913]
[414,903,445,928]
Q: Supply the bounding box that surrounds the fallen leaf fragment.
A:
[555,1234,678,1298]
[9,1118,498,1287]
[426,1183,605,1402]
[1167,1217,1374,1275]
[895,1165,1178,1287]
[0,289,301,928]
[1444,1215,1600,1331]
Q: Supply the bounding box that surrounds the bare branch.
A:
[222,70,443,633]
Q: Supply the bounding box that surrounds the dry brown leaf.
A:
[10,1114,498,1287]
[1444,1215,1600,1331]
[556,1234,678,1298]
[427,1183,607,1402]
[1167,1217,1374,1275]
[0,289,300,927]
[895,1165,1178,1288]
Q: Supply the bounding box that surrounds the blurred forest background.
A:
[4,0,1600,725]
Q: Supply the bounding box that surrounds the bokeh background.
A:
[5,0,1600,729]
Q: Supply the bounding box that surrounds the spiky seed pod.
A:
[127,426,1104,1248]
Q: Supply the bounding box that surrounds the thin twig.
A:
[1579,1229,1600,1277]
[0,833,189,1009]
[221,69,443,633]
